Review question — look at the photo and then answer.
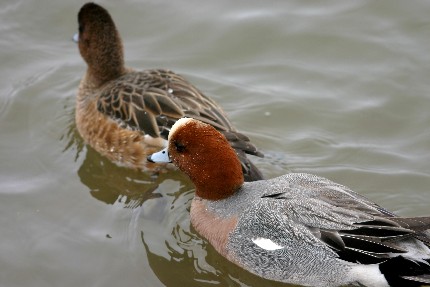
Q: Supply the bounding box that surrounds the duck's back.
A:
[77,68,263,180]
[196,173,430,286]
[97,69,234,138]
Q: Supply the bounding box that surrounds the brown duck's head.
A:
[77,3,126,86]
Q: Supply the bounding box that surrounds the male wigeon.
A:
[148,117,430,287]
[74,2,263,181]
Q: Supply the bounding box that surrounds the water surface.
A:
[1,1,430,286]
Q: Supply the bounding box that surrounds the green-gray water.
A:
[1,1,430,286]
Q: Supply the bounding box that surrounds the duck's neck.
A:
[191,152,244,201]
[87,31,126,88]
[194,174,243,201]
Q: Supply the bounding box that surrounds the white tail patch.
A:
[252,237,284,250]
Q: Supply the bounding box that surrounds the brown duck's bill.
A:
[147,147,171,163]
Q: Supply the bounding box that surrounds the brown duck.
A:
[74,2,263,181]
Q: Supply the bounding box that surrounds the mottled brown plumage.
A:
[75,2,263,180]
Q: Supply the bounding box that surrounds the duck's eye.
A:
[174,141,185,153]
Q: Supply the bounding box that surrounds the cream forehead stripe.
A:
[168,118,194,140]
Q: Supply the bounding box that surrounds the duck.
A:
[148,117,430,287]
[74,2,263,181]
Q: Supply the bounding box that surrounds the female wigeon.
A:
[148,117,430,287]
[74,2,263,181]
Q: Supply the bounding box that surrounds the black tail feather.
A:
[379,256,430,287]
[235,150,264,182]
[241,158,264,182]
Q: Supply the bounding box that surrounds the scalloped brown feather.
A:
[75,3,263,180]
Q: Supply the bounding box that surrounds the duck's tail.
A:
[242,157,264,182]
[379,256,430,287]
[235,150,264,182]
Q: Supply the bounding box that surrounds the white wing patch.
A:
[252,237,284,250]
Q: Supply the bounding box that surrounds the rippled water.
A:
[1,1,430,286]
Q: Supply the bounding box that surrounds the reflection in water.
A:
[62,96,293,287]
[63,107,294,285]
[60,108,85,162]
[77,146,195,207]
[61,104,188,207]
[79,146,157,206]
[141,224,297,287]
[136,185,297,287]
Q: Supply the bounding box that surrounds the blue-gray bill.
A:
[147,147,171,163]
